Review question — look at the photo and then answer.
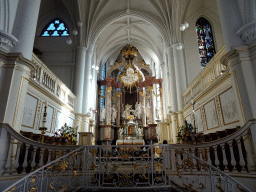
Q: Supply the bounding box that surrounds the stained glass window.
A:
[100,64,106,109]
[41,19,69,37]
[196,17,215,68]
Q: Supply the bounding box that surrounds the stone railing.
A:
[182,46,227,106]
[174,119,256,173]
[0,123,80,177]
[31,53,75,108]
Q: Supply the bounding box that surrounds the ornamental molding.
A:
[237,20,256,44]
[0,30,18,53]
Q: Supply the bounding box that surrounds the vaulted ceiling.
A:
[37,0,218,70]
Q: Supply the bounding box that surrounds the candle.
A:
[45,100,48,107]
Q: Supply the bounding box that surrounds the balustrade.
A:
[31,53,75,109]
[0,123,80,177]
[173,120,256,174]
[182,46,227,105]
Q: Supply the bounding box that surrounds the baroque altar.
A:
[96,45,164,145]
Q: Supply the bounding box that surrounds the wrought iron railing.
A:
[3,143,251,192]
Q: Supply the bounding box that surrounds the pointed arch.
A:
[41,18,69,37]
[196,17,216,68]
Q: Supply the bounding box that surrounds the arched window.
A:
[41,18,69,37]
[196,17,215,68]
[100,63,106,109]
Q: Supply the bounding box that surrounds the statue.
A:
[155,107,160,120]
[135,102,142,118]
[146,103,151,118]
[137,128,143,137]
[118,128,124,138]
[122,104,132,119]
[111,106,117,122]
[101,106,106,121]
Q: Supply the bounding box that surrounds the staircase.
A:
[1,121,256,191]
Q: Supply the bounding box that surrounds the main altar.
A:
[96,45,164,146]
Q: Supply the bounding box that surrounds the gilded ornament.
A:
[198,182,205,190]
[148,86,154,92]
[141,174,148,179]
[121,44,138,57]
[104,154,111,160]
[156,177,162,181]
[29,187,37,192]
[112,164,118,171]
[216,184,224,192]
[47,164,54,170]
[140,91,146,96]
[30,179,35,184]
[106,87,112,93]
[90,162,97,170]
[58,160,69,170]
[7,187,15,192]
[72,171,77,178]
[145,164,150,169]
[140,153,148,160]
[49,182,55,190]
[58,184,70,192]
[237,185,247,192]
[134,163,140,170]
[155,162,163,169]
[90,149,98,156]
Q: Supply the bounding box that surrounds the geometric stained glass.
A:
[41,18,69,37]
[196,17,215,68]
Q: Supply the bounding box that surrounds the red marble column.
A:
[105,86,112,125]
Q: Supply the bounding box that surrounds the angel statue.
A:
[111,106,117,122]
[122,104,132,119]
[101,106,106,121]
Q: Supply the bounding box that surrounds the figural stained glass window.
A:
[41,19,69,37]
[100,63,106,109]
[196,17,215,68]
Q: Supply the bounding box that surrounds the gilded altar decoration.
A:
[118,64,142,93]
[121,44,138,58]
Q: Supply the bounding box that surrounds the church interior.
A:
[0,0,256,191]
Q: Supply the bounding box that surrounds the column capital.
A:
[106,86,112,93]
[237,18,256,45]
[171,43,184,49]
[170,112,178,119]
[148,86,154,91]
[76,46,87,51]
[0,30,18,53]
[116,92,122,97]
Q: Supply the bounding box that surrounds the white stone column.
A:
[74,47,86,113]
[172,44,187,111]
[11,0,41,60]
[82,51,93,114]
[216,0,244,51]
[166,46,178,112]
[170,113,178,144]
